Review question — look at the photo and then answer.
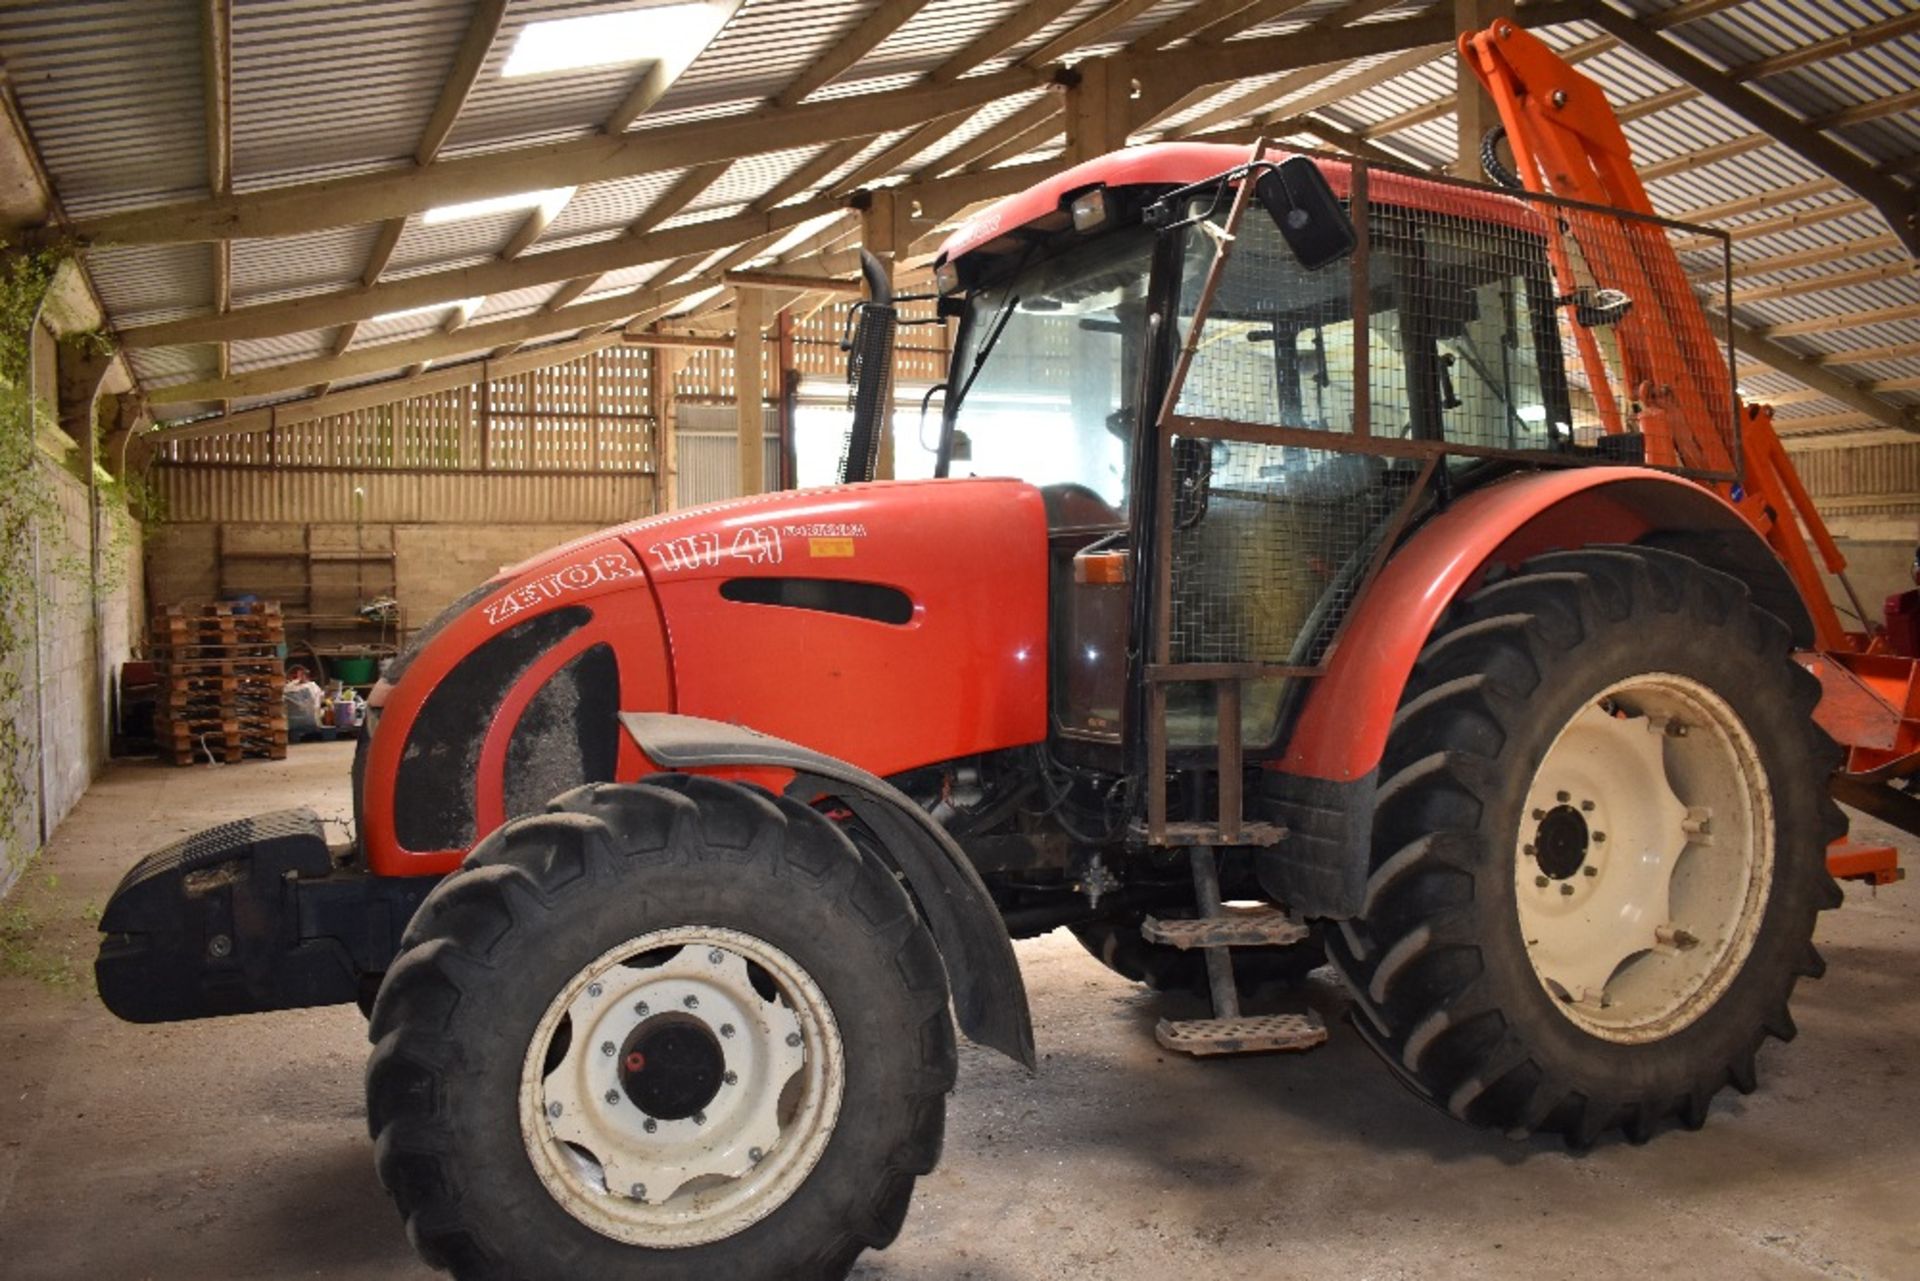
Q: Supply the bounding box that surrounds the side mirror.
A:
[1255,157,1357,271]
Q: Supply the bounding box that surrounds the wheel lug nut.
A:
[601,1041,616,1057]
[724,1071,738,1086]
[1531,808,1545,821]
[720,1024,736,1038]
[644,1118,658,1133]
[749,1147,764,1163]
[1580,799,1595,812]
[1583,866,1598,878]
[1535,875,1549,888]
[708,949,724,965]
[630,1183,646,1200]
[547,1102,562,1119]
[1555,791,1570,803]
[693,1111,706,1126]
[786,1032,802,1048]
[1559,884,1575,896]
[605,1090,621,1105]
[587,982,603,998]
[634,1001,649,1017]
[1593,831,1606,843]
[684,995,699,1010]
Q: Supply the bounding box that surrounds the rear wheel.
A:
[1327,546,1843,1145]
[367,775,955,1280]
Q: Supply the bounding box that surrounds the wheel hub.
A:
[620,1014,725,1121]
[1531,803,1591,880]
[1514,675,1774,1043]
[519,928,845,1248]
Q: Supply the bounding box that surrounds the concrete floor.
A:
[2,742,1916,1281]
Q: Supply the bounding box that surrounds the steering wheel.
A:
[1038,482,1123,531]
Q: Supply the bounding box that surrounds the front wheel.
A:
[1328,545,1843,1146]
[367,775,956,1280]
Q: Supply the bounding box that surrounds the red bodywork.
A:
[360,479,1049,876]
[936,141,1544,269]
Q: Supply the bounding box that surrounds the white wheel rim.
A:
[518,927,845,1248]
[1514,673,1774,1044]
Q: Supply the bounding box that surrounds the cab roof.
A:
[934,142,1547,271]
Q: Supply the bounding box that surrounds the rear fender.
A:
[620,711,1036,1069]
[1261,467,1809,917]
[1283,467,1809,783]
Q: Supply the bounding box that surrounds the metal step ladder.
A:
[1147,844,1328,1057]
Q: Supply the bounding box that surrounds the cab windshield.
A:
[941,226,1156,514]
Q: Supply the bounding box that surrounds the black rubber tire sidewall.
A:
[368,779,954,1281]
[1429,589,1824,1104]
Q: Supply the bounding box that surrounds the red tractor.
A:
[96,23,1914,1281]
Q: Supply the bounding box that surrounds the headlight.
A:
[934,260,960,294]
[1070,188,1108,232]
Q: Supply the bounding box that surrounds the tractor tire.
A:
[1070,914,1324,998]
[366,774,956,1281]
[1325,545,1844,1147]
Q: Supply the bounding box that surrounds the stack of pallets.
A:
[150,603,289,765]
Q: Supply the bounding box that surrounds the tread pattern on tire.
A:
[1325,544,1845,1147]
[367,774,957,1281]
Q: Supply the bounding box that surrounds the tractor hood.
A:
[358,478,1050,877]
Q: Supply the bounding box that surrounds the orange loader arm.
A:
[1461,19,1910,884]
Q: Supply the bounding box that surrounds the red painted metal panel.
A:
[1276,467,1751,783]
[638,478,1051,778]
[360,479,1049,877]
[935,141,1546,268]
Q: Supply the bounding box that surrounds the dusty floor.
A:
[1,743,1916,1280]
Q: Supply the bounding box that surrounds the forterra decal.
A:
[484,551,640,625]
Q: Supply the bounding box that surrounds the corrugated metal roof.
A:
[0,0,205,217]
[0,0,1910,441]
[231,0,472,185]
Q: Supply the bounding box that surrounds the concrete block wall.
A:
[144,521,605,642]
[1,462,142,895]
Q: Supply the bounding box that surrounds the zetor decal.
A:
[648,526,784,574]
[485,551,640,625]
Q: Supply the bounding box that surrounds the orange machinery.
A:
[1461,19,1912,885]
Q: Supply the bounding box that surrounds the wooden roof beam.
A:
[143,168,1043,403]
[202,0,232,411]
[776,0,936,107]
[118,160,1053,350]
[1730,322,1919,434]
[70,67,1056,246]
[149,277,720,404]
[1587,5,1920,258]
[1728,9,1920,84]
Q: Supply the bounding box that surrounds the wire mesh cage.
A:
[1148,144,1737,759]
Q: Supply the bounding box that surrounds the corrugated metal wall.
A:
[1790,439,1920,517]
[676,404,783,509]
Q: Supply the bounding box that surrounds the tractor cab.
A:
[927,143,1579,769]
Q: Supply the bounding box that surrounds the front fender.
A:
[620,711,1036,1070]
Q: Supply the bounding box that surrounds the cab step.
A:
[1141,906,1308,951]
[1155,1011,1328,1056]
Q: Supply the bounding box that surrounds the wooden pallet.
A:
[149,602,290,764]
[155,718,289,766]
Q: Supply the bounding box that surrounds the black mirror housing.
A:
[1255,157,1357,271]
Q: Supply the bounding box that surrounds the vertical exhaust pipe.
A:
[838,249,898,484]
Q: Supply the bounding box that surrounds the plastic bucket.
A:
[333,655,376,686]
